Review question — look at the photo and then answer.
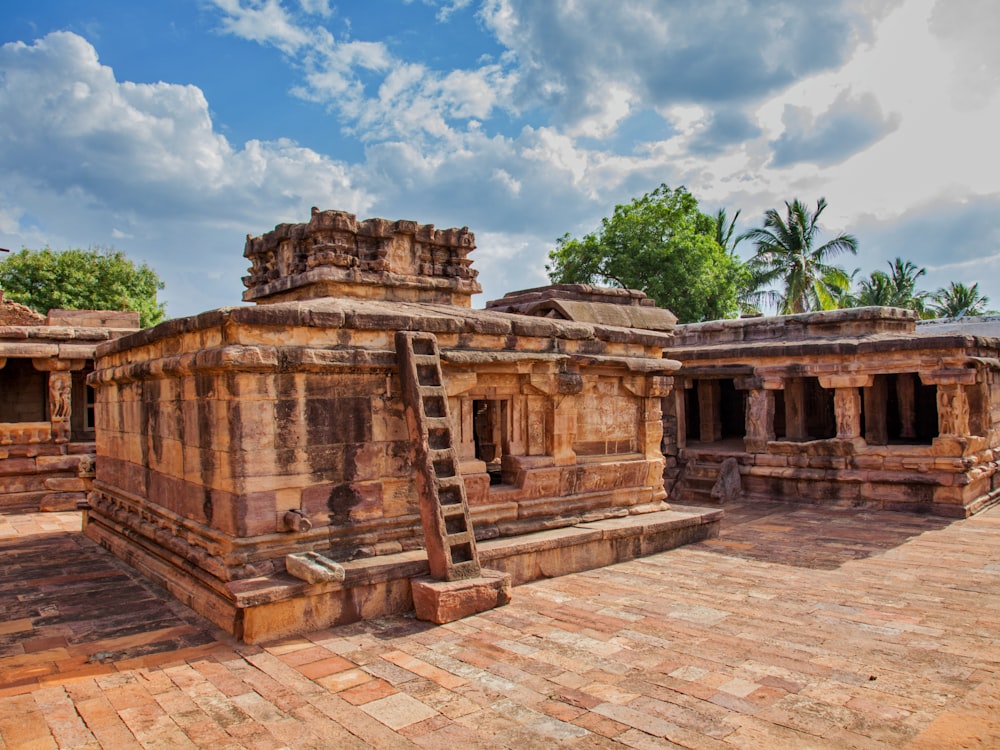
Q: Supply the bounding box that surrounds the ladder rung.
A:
[449,560,480,577]
[412,354,439,367]
[447,532,473,545]
[441,504,466,518]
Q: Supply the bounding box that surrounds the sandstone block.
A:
[43,477,87,492]
[411,569,511,624]
[35,454,84,472]
[40,492,88,511]
[285,551,346,583]
[0,457,38,476]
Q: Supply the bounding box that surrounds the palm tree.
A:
[713,208,743,255]
[929,282,992,318]
[847,258,930,314]
[713,208,762,316]
[743,198,858,314]
[853,270,896,306]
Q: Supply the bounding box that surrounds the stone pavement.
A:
[1,502,998,749]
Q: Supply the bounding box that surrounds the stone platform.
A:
[84,505,722,643]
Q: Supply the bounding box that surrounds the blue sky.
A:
[1,0,998,318]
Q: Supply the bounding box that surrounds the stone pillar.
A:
[834,388,862,439]
[444,371,478,462]
[675,382,689,450]
[784,377,808,440]
[896,373,917,439]
[937,383,970,437]
[528,368,581,466]
[819,375,873,441]
[29,357,86,444]
[697,379,722,443]
[864,376,888,445]
[626,374,671,503]
[921,369,977,439]
[629,375,669,461]
[743,388,774,452]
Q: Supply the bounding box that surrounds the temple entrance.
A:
[473,399,510,485]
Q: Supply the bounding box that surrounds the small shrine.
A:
[0,302,138,512]
[85,209,720,642]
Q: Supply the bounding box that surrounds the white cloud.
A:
[0,31,374,316]
[434,0,475,22]
[2,0,999,319]
[212,0,513,146]
[212,0,311,53]
[298,0,332,17]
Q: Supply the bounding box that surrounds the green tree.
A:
[0,247,166,327]
[547,184,746,322]
[743,197,858,314]
[846,258,931,315]
[929,281,992,318]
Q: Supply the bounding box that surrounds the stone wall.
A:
[88,299,677,583]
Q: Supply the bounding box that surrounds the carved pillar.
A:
[921,368,976,439]
[743,389,774,453]
[48,370,72,444]
[697,379,721,443]
[819,375,872,441]
[784,377,808,440]
[444,371,478,462]
[643,375,672,460]
[895,373,917,439]
[528,369,583,466]
[937,383,970,437]
[864,376,888,445]
[834,388,862,439]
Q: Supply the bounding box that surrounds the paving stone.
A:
[0,504,999,747]
[359,692,440,730]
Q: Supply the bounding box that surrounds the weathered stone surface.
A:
[285,551,346,583]
[39,491,87,511]
[411,569,512,624]
[711,457,742,502]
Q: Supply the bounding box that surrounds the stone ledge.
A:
[85,504,721,643]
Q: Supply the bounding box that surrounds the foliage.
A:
[928,281,993,318]
[743,197,858,314]
[547,184,747,323]
[713,207,744,254]
[844,258,931,316]
[0,247,166,327]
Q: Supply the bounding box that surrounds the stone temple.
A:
[83,209,720,642]
[71,208,1000,643]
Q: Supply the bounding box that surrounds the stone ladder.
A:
[394,331,482,581]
